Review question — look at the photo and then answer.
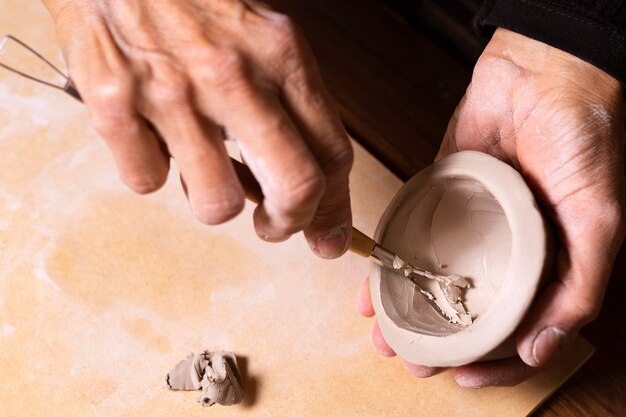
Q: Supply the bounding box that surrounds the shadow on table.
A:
[236,355,260,407]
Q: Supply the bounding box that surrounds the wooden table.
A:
[265,1,626,416]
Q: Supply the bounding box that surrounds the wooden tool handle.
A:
[349,227,377,258]
[230,157,375,258]
[232,158,263,204]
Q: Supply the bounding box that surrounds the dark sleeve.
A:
[475,1,626,85]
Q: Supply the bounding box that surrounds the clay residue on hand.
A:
[167,351,243,407]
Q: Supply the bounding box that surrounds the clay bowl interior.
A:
[370,151,547,367]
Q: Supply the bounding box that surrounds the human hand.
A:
[43,0,353,258]
[357,28,626,386]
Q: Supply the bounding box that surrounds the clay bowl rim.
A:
[370,150,547,367]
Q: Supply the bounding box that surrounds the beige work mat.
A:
[0,1,592,416]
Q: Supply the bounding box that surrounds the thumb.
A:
[435,93,507,162]
[516,205,625,367]
[303,166,353,259]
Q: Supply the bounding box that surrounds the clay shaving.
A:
[166,351,243,407]
[392,255,473,326]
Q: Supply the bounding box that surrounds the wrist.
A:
[483,28,624,110]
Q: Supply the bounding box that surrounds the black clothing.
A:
[475,1,626,85]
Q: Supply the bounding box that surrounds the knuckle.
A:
[278,170,325,214]
[268,13,299,41]
[563,281,601,325]
[571,298,600,325]
[313,192,351,221]
[199,49,248,89]
[89,78,131,110]
[321,140,354,177]
[268,16,305,74]
[87,78,134,135]
[152,78,191,108]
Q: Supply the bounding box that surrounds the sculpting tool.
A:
[0,34,472,325]
[0,35,80,99]
[234,158,471,325]
[234,156,447,279]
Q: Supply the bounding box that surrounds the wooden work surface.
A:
[264,1,626,416]
[0,1,622,416]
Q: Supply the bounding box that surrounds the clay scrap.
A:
[166,351,243,407]
[392,255,472,326]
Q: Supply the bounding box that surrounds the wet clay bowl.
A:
[369,151,550,367]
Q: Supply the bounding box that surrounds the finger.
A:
[357,277,375,317]
[435,84,513,164]
[455,356,543,388]
[276,30,354,258]
[91,99,170,194]
[401,360,442,378]
[239,95,324,241]
[371,321,396,357]
[143,82,244,224]
[516,204,625,367]
[192,58,325,240]
[65,29,170,193]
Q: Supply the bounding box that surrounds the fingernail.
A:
[315,228,348,259]
[532,327,566,366]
